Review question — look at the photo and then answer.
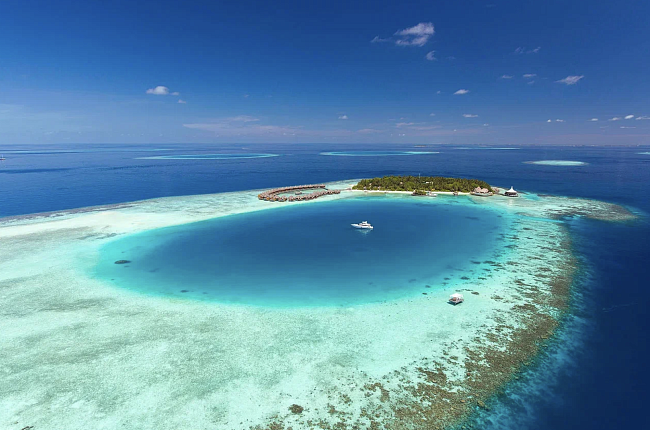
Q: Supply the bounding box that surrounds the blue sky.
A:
[1,0,649,145]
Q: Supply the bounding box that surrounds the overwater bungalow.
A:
[504,186,519,197]
[449,293,464,305]
[471,187,493,197]
[257,184,341,202]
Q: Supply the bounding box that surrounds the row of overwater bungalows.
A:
[258,184,341,202]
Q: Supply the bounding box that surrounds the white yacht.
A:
[351,221,373,229]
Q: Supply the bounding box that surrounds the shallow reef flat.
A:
[320,151,439,157]
[0,181,637,430]
[524,160,587,166]
[136,153,280,160]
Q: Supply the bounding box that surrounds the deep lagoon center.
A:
[95,196,506,306]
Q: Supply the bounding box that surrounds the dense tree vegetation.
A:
[352,175,493,193]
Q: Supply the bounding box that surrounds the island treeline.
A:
[352,175,493,193]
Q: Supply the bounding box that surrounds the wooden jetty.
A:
[258,184,341,202]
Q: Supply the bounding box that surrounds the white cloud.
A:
[357,128,383,134]
[527,81,535,85]
[396,122,416,127]
[636,116,650,120]
[146,86,170,95]
[515,46,541,54]
[372,23,435,47]
[462,114,478,118]
[589,118,599,121]
[229,115,259,122]
[183,116,301,137]
[178,99,187,104]
[523,74,537,78]
[436,90,441,94]
[243,94,250,98]
[394,22,435,47]
[338,115,348,120]
[370,36,390,43]
[620,126,636,129]
[547,119,552,123]
[429,113,436,116]
[0,103,24,114]
[500,75,513,79]
[425,51,437,61]
[409,125,442,131]
[171,91,180,96]
[625,114,635,119]
[483,123,489,126]
[555,119,565,122]
[609,117,622,121]
[556,75,584,85]
[454,89,469,95]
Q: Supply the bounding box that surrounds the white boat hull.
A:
[351,224,373,229]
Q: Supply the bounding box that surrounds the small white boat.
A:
[351,221,373,229]
[427,191,438,197]
[449,293,464,305]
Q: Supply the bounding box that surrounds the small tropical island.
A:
[352,175,494,193]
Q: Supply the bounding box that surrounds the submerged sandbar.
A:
[0,181,636,430]
[137,153,279,160]
[320,151,439,156]
[525,160,588,166]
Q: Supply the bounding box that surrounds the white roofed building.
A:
[505,186,519,197]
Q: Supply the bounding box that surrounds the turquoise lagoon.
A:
[95,196,507,307]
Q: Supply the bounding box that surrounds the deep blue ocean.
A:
[1,143,648,429]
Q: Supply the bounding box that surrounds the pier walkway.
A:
[258,184,341,202]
